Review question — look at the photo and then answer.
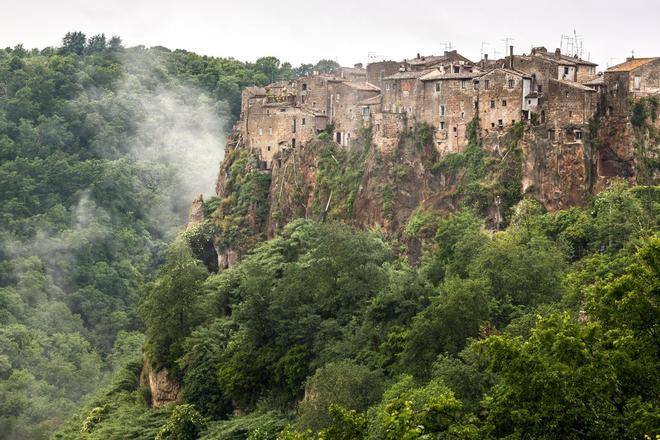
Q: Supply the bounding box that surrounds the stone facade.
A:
[236,48,658,177]
[603,58,660,117]
[477,68,531,133]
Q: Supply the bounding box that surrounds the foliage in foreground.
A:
[60,182,660,440]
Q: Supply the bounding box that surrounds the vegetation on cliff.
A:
[58,180,660,439]
[0,32,321,439]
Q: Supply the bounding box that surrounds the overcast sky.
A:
[2,0,658,70]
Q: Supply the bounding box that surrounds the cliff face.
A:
[141,361,181,407]
[206,103,659,270]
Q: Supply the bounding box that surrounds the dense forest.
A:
[0,32,338,439]
[1,32,659,440]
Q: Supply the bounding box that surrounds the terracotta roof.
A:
[607,58,659,72]
[359,95,382,106]
[419,69,482,81]
[481,67,531,78]
[341,81,381,91]
[537,53,576,66]
[551,78,597,92]
[559,54,597,66]
[406,55,446,65]
[383,70,430,80]
[583,76,604,86]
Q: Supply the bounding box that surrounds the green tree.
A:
[140,238,209,371]
[60,31,87,55]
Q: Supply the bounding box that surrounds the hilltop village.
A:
[238,46,659,173]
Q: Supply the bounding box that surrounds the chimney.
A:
[416,53,420,59]
[555,48,561,59]
[484,53,489,60]
[509,45,514,69]
[354,63,363,69]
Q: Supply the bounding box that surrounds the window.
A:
[302,118,306,125]
[564,66,569,75]
[386,83,390,91]
[508,79,515,88]
[453,66,460,73]
[498,119,503,127]
[528,99,531,104]
[473,82,479,90]
[312,101,317,107]
[435,82,441,92]
[362,107,370,116]
[491,122,495,128]
[453,126,457,132]
[538,85,542,93]
[292,119,296,133]
[633,76,641,90]
[439,121,446,131]
[569,111,573,118]
[502,100,507,107]
[490,100,495,109]
[302,83,307,91]
[484,79,490,90]
[460,111,465,119]
[258,128,263,135]
[575,130,582,140]
[379,70,385,80]
[292,138,296,148]
[460,79,467,89]
[439,105,446,116]
[269,127,273,135]
[267,145,271,151]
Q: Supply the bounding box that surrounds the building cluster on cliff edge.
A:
[238,46,660,170]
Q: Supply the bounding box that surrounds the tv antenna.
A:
[480,41,490,60]
[442,41,453,51]
[560,30,584,58]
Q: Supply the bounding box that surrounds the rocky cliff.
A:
[199,99,659,271]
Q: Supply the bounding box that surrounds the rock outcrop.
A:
[142,361,181,407]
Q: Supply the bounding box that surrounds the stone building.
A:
[367,60,404,89]
[603,57,660,117]
[406,50,474,71]
[544,79,597,131]
[327,81,381,146]
[381,70,428,120]
[418,70,482,153]
[511,47,596,93]
[335,64,368,82]
[241,82,327,168]
[476,68,532,132]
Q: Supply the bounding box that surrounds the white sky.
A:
[1,0,658,70]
